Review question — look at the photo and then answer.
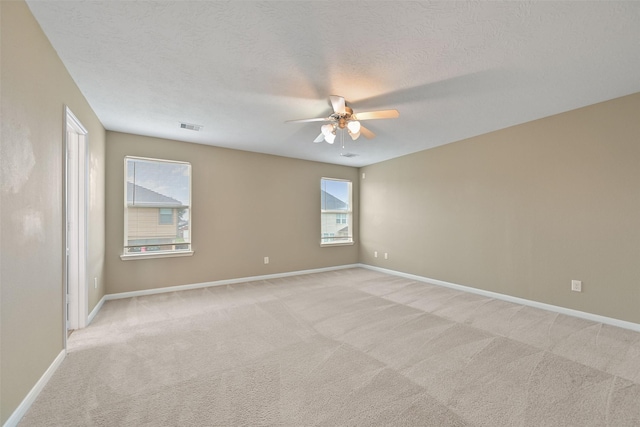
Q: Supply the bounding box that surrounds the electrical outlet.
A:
[264,257,269,264]
[571,280,582,292]
[384,252,388,260]
[374,251,378,258]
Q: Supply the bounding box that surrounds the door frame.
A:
[64,106,89,340]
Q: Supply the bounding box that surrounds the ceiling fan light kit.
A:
[320,123,336,144]
[286,95,399,147]
[347,120,361,135]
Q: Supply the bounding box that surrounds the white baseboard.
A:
[3,350,66,427]
[90,261,640,332]
[3,265,358,425]
[87,295,106,325]
[6,263,636,426]
[105,263,361,301]
[359,264,640,333]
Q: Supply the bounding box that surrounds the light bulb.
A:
[347,120,361,134]
[349,131,360,141]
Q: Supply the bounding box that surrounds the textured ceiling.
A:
[26,1,640,167]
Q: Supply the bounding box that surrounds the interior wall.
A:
[360,92,640,324]
[105,131,359,294]
[0,1,106,423]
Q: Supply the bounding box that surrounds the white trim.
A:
[64,107,88,134]
[7,265,636,426]
[321,177,353,246]
[64,106,89,338]
[359,264,640,333]
[124,156,192,258]
[87,295,106,325]
[105,264,360,300]
[80,130,89,329]
[320,241,355,247]
[120,250,194,261]
[3,350,66,427]
[124,155,190,166]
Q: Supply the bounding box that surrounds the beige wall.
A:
[2,1,639,422]
[0,1,106,423]
[360,92,640,324]
[105,132,359,294]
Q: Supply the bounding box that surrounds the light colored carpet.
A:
[20,268,640,426]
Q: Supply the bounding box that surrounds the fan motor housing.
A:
[333,106,354,129]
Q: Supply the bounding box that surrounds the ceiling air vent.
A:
[340,153,358,158]
[180,122,203,131]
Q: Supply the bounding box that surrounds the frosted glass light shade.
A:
[347,120,361,134]
[321,123,336,144]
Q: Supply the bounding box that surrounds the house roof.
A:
[127,182,184,208]
[26,1,640,167]
[321,190,348,210]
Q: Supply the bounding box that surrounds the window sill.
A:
[120,250,194,261]
[320,241,355,247]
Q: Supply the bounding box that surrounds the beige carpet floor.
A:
[20,268,640,426]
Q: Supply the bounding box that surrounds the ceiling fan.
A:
[286,95,399,144]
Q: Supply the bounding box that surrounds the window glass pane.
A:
[125,157,191,254]
[321,179,350,211]
[320,178,352,244]
[127,158,190,207]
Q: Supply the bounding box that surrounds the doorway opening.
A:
[65,106,88,339]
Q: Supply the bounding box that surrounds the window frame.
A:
[121,156,194,261]
[320,177,354,247]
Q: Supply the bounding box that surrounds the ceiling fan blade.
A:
[354,109,399,121]
[329,95,346,115]
[313,133,325,143]
[285,117,331,124]
[359,125,376,139]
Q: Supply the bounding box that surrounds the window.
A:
[321,178,353,245]
[158,208,174,225]
[123,156,192,259]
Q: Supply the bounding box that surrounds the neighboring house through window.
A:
[158,208,174,225]
[321,178,353,245]
[124,156,192,258]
